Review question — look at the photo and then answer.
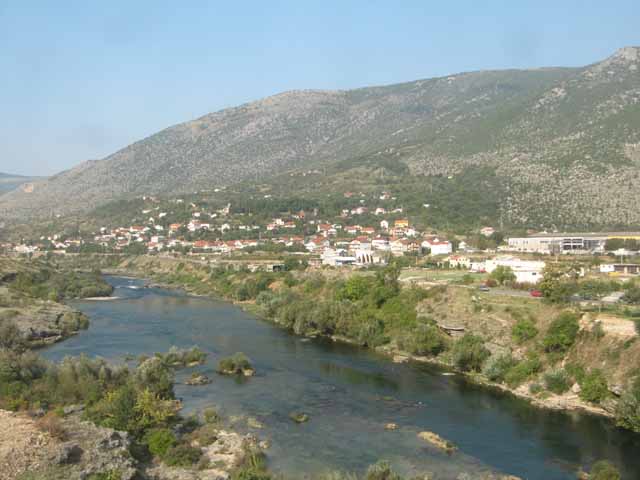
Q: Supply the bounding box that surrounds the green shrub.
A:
[511,318,538,344]
[543,312,579,353]
[402,324,447,356]
[544,369,571,394]
[590,460,621,480]
[145,428,176,458]
[451,334,490,372]
[364,461,402,480]
[217,352,252,375]
[484,354,517,383]
[579,369,609,404]
[163,443,202,467]
[504,355,542,388]
[615,377,640,432]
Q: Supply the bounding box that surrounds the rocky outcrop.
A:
[0,409,137,480]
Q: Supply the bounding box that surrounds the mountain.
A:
[0,172,41,195]
[1,47,639,229]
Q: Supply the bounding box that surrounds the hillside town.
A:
[5,194,640,289]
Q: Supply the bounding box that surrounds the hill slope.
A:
[0,172,41,194]
[1,47,639,228]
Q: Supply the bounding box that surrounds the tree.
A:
[538,263,580,303]
[489,266,516,286]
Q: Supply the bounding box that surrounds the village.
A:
[4,191,640,293]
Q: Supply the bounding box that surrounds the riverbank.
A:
[99,259,620,421]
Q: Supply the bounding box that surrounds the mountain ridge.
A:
[1,47,639,228]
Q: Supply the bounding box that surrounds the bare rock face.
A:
[0,409,138,480]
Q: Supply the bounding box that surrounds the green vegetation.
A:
[543,312,579,353]
[488,266,515,286]
[217,352,253,375]
[504,354,542,388]
[589,460,621,480]
[451,334,490,373]
[543,369,571,395]
[511,318,538,344]
[579,369,609,404]
[615,376,640,432]
[9,266,113,301]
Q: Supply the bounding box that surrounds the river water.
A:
[43,277,640,479]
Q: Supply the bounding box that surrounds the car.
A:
[478,285,490,292]
[529,289,543,298]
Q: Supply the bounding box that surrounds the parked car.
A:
[478,285,491,292]
[529,289,543,297]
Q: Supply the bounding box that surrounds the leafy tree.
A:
[538,263,580,303]
[489,266,516,286]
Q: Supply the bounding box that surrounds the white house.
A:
[422,238,453,256]
[484,256,546,284]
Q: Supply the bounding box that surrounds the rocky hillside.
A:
[0,172,40,195]
[1,47,639,228]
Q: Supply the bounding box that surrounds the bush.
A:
[543,312,579,353]
[504,355,542,388]
[484,354,517,383]
[217,353,253,375]
[401,324,447,356]
[364,461,402,480]
[579,369,609,404]
[615,377,640,432]
[511,318,538,344]
[451,334,490,372]
[145,428,176,458]
[163,443,202,467]
[544,369,571,394]
[36,411,67,440]
[590,460,621,480]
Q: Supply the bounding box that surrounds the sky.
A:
[1,1,639,176]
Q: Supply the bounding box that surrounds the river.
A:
[43,276,640,479]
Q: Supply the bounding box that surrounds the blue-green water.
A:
[43,277,640,479]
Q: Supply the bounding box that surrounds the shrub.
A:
[217,353,253,375]
[402,324,447,356]
[544,369,571,394]
[489,266,516,286]
[36,411,67,440]
[145,428,176,458]
[163,443,203,467]
[543,312,579,353]
[484,354,517,383]
[364,461,402,480]
[590,460,621,480]
[579,369,609,404]
[504,355,542,388]
[451,334,490,372]
[615,377,640,432]
[511,318,538,344]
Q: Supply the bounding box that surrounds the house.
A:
[305,237,330,252]
[394,219,409,229]
[187,221,210,232]
[361,227,376,236]
[374,208,386,216]
[422,238,453,256]
[483,256,546,284]
[480,227,495,237]
[447,255,471,269]
[390,238,410,256]
[372,236,390,251]
[322,248,356,267]
[380,220,390,230]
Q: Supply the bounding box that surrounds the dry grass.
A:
[35,412,67,441]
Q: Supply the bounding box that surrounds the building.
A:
[483,256,546,284]
[506,232,640,255]
[422,238,452,256]
[600,264,640,275]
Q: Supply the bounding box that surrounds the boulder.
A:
[289,412,310,423]
[185,374,212,386]
[384,423,398,430]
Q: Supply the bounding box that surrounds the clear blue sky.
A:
[1,1,639,176]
